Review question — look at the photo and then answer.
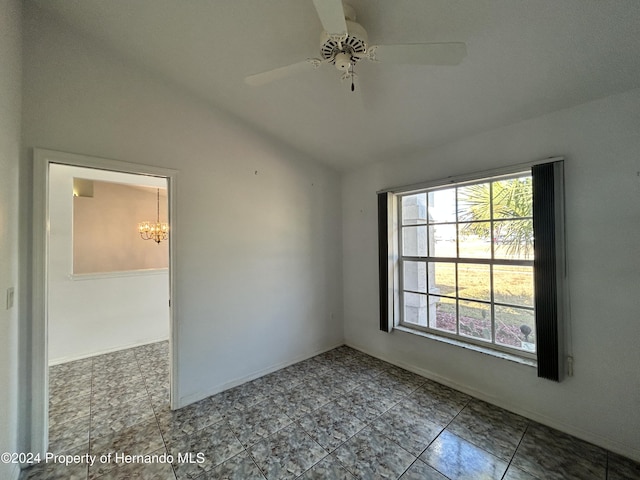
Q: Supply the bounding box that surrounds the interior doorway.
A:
[48,165,170,363]
[31,149,178,455]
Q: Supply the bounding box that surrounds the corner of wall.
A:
[0,0,23,477]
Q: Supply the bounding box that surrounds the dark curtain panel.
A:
[378,192,389,332]
[532,161,564,381]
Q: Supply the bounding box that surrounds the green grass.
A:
[428,242,536,348]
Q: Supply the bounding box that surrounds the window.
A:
[398,174,535,357]
[379,160,566,379]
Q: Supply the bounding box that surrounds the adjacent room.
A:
[1,1,639,479]
[48,165,170,364]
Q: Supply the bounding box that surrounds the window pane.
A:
[458,263,490,302]
[403,261,426,293]
[459,300,491,342]
[402,193,427,225]
[402,226,428,257]
[494,265,534,307]
[429,295,456,333]
[404,292,427,326]
[429,224,457,257]
[458,222,491,258]
[428,189,456,223]
[428,262,456,296]
[495,305,535,352]
[457,183,491,221]
[492,177,532,220]
[493,219,533,260]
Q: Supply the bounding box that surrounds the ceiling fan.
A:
[245,0,466,91]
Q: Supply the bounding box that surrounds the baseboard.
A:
[345,341,640,464]
[48,337,169,366]
[176,341,345,408]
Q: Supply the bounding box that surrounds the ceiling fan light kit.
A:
[319,5,367,73]
[245,1,466,91]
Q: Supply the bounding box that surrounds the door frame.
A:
[31,148,178,454]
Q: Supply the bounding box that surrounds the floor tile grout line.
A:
[45,343,637,480]
[292,418,334,478]
[136,346,178,480]
[62,349,413,477]
[234,362,401,479]
[498,420,532,480]
[401,396,473,480]
[39,347,161,480]
[97,347,173,480]
[322,357,476,477]
[291,376,424,479]
[400,387,527,478]
[236,418,270,480]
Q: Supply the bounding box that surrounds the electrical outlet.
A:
[6,287,14,310]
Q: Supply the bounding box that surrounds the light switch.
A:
[6,287,14,309]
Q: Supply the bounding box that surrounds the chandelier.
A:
[138,188,168,244]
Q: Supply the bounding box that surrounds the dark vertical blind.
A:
[378,192,389,332]
[532,162,563,381]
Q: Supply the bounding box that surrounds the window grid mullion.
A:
[489,181,496,345]
[425,293,533,310]
[397,198,405,327]
[454,186,460,336]
[425,249,430,328]
[428,215,532,227]
[401,256,533,268]
[426,192,431,329]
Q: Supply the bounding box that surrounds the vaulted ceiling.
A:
[30,0,640,170]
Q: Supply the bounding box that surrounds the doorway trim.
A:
[31,148,178,454]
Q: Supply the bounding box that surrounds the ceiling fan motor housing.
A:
[319,19,368,71]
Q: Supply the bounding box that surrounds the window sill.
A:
[394,325,537,368]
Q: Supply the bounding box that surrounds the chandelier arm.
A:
[138,187,169,244]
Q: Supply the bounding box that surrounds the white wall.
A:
[15,0,640,467]
[0,0,21,478]
[21,4,343,408]
[342,88,640,461]
[48,164,169,364]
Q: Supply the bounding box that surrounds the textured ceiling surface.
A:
[31,0,640,170]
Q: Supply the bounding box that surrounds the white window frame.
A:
[396,171,535,359]
[381,158,564,363]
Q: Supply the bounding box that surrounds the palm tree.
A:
[457,177,533,258]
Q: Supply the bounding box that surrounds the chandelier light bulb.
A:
[138,188,168,244]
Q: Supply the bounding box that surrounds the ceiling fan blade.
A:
[312,0,347,36]
[245,59,321,86]
[370,42,467,66]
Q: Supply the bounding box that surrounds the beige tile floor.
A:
[20,342,640,480]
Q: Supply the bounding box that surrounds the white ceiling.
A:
[31,0,640,171]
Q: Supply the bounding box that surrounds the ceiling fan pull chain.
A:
[350,64,355,91]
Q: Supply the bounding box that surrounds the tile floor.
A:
[21,342,640,480]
